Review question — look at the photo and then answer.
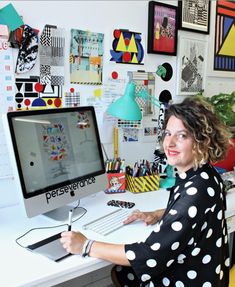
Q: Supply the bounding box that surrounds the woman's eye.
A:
[177,133,187,139]
[163,131,171,137]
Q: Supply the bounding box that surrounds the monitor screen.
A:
[6,107,107,220]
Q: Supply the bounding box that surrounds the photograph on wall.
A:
[147,1,178,55]
[177,36,208,95]
[110,29,144,65]
[70,29,104,85]
[179,0,211,34]
[214,1,235,74]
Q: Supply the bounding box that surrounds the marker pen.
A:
[68,209,73,231]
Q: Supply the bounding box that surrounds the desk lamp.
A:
[107,81,175,189]
[107,82,142,121]
[108,82,160,121]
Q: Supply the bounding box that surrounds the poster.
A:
[70,29,104,84]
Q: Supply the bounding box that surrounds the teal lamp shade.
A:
[107,82,142,121]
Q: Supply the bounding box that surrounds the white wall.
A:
[2,0,179,165]
[0,1,235,207]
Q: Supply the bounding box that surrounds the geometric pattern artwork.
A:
[15,76,62,110]
[179,0,210,34]
[127,71,155,116]
[64,89,80,107]
[39,25,65,85]
[110,29,144,64]
[183,1,208,26]
[214,0,235,72]
[70,29,104,85]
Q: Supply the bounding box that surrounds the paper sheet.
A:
[0,3,24,31]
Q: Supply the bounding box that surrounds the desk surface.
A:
[1,187,235,287]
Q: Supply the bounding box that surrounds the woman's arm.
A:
[60,231,130,266]
[60,208,166,265]
[90,241,130,266]
[123,208,166,225]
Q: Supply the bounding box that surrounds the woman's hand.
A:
[123,208,165,226]
[60,231,87,254]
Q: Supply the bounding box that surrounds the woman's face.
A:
[163,115,194,173]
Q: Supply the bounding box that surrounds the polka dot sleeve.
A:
[124,166,224,284]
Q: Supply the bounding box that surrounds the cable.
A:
[15,222,67,249]
[15,201,88,249]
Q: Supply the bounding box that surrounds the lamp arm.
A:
[137,90,161,108]
[145,95,161,108]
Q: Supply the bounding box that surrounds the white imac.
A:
[5,106,107,222]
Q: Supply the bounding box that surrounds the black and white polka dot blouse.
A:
[114,163,230,287]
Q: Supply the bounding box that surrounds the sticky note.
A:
[0,24,8,37]
[94,88,102,98]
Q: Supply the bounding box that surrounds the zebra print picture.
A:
[177,35,208,95]
[179,0,211,34]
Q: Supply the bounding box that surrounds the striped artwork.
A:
[179,0,210,34]
[214,0,235,72]
[182,0,208,26]
[126,174,160,193]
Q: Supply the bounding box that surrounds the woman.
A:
[60,97,232,286]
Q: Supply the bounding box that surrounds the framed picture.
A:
[179,0,211,34]
[208,0,235,77]
[147,1,178,55]
[177,35,208,95]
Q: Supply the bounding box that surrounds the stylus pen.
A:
[68,209,73,231]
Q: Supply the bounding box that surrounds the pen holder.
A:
[105,172,126,194]
[125,174,160,193]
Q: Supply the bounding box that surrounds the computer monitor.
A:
[5,106,107,221]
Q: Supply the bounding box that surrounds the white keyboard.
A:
[82,208,130,236]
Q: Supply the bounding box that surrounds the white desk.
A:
[1,188,235,287]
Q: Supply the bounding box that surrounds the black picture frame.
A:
[178,0,211,34]
[147,1,178,55]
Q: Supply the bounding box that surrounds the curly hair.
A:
[162,97,233,169]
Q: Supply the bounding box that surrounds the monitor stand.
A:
[43,205,86,222]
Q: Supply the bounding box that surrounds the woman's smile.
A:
[167,149,180,157]
[163,116,194,173]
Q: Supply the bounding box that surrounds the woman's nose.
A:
[166,135,177,147]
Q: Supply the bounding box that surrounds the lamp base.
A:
[160,177,175,189]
